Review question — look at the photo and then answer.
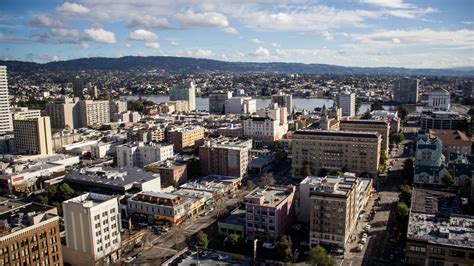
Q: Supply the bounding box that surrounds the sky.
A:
[0,0,473,68]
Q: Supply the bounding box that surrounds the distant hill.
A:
[1,56,473,76]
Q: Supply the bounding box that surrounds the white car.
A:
[357,244,364,252]
[365,224,371,231]
[262,242,275,249]
[124,257,135,263]
[360,237,367,244]
[362,233,368,238]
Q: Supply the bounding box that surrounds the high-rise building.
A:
[62,193,121,265]
[199,137,252,178]
[170,81,196,111]
[292,129,382,177]
[0,202,63,266]
[11,107,41,120]
[428,88,451,111]
[109,99,128,122]
[243,103,288,145]
[337,90,356,117]
[116,142,174,167]
[271,91,293,114]
[73,76,84,99]
[90,86,99,99]
[79,100,111,127]
[308,173,373,250]
[0,66,12,133]
[166,125,204,150]
[13,116,54,155]
[45,97,81,129]
[225,97,257,115]
[209,91,232,114]
[393,78,419,104]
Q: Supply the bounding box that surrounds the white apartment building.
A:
[337,90,356,117]
[79,100,111,127]
[428,88,451,111]
[0,66,12,133]
[13,116,54,155]
[116,142,174,167]
[225,97,257,115]
[170,81,196,111]
[63,193,121,265]
[271,91,293,114]
[243,103,288,144]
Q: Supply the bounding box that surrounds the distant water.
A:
[122,95,423,113]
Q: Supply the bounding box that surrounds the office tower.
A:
[116,142,174,167]
[13,116,54,155]
[209,91,232,114]
[170,81,196,111]
[428,88,451,111]
[393,78,419,104]
[271,91,293,114]
[79,100,111,127]
[11,107,41,120]
[109,99,128,122]
[73,76,84,99]
[45,97,81,129]
[245,186,296,242]
[62,193,121,265]
[0,202,63,266]
[292,129,382,177]
[224,97,257,114]
[0,66,12,133]
[337,90,356,117]
[308,174,372,250]
[166,125,204,150]
[199,137,252,178]
[90,86,99,99]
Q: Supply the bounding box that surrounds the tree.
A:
[225,234,240,249]
[196,230,208,249]
[47,185,58,197]
[317,168,328,177]
[246,180,256,191]
[35,195,49,205]
[395,202,409,222]
[360,111,372,120]
[390,133,405,143]
[300,162,313,178]
[399,185,412,206]
[370,100,384,111]
[276,235,294,262]
[259,173,275,187]
[59,183,75,200]
[402,158,414,182]
[397,106,409,121]
[355,98,361,115]
[307,245,336,266]
[380,150,388,165]
[329,170,343,176]
[442,172,454,187]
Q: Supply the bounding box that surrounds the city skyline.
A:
[1,0,473,69]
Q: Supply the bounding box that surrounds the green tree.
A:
[307,245,336,266]
[225,234,240,249]
[47,185,58,197]
[370,100,384,111]
[395,202,409,222]
[196,230,208,249]
[399,185,413,206]
[380,150,388,165]
[329,170,343,176]
[59,183,75,200]
[276,235,294,262]
[318,168,328,177]
[300,163,313,178]
[402,158,414,182]
[397,106,409,121]
[390,133,405,143]
[442,172,454,187]
[52,202,63,215]
[360,111,372,120]
[35,195,49,205]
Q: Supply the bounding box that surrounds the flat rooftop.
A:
[411,188,462,215]
[65,193,115,207]
[0,203,57,237]
[293,129,380,139]
[0,197,26,214]
[305,174,358,196]
[245,186,293,207]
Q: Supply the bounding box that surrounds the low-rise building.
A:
[225,97,257,115]
[91,142,120,159]
[245,185,296,242]
[65,166,161,194]
[217,124,244,138]
[420,110,470,132]
[116,142,174,167]
[154,160,187,185]
[218,207,246,237]
[166,125,205,150]
[179,175,242,198]
[428,129,471,155]
[370,110,401,134]
[0,202,62,266]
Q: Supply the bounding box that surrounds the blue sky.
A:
[0,0,473,68]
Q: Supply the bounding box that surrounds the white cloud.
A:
[175,10,229,28]
[84,27,116,44]
[222,27,239,35]
[56,2,90,15]
[145,42,160,49]
[320,31,334,40]
[250,38,263,44]
[462,21,474,25]
[124,43,132,48]
[128,29,158,41]
[359,0,414,9]
[170,41,179,46]
[391,37,401,43]
[30,16,63,28]
[52,55,60,62]
[195,49,214,58]
[51,27,81,38]
[251,47,271,59]
[77,42,89,49]
[128,15,172,29]
[271,42,280,48]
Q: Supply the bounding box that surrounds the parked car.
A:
[360,238,367,244]
[357,244,364,252]
[362,233,368,238]
[218,255,230,261]
[263,242,275,249]
[124,257,135,263]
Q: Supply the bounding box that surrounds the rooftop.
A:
[65,193,116,208]
[130,191,190,207]
[0,203,57,238]
[245,186,294,207]
[411,188,462,215]
[293,129,380,139]
[305,173,358,196]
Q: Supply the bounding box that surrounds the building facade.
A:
[209,91,232,114]
[116,142,174,167]
[225,97,257,115]
[79,100,111,127]
[13,116,54,155]
[166,125,205,150]
[420,111,469,132]
[271,91,293,114]
[0,66,12,134]
[339,119,390,151]
[337,90,356,117]
[45,97,81,129]
[170,81,196,111]
[428,88,451,111]
[393,78,419,104]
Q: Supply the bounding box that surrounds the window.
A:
[409,245,426,253]
[449,250,465,258]
[429,247,445,255]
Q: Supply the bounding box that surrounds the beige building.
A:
[292,129,381,177]
[199,137,252,178]
[45,97,81,129]
[339,119,390,151]
[13,116,54,155]
[79,100,111,127]
[0,66,13,134]
[0,202,63,266]
[308,174,372,250]
[156,161,188,185]
[63,193,121,266]
[166,125,204,150]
